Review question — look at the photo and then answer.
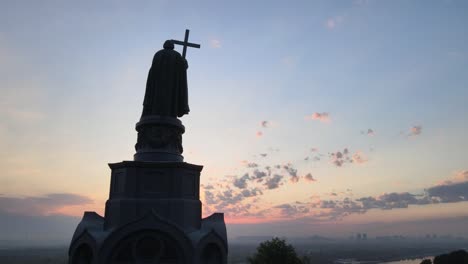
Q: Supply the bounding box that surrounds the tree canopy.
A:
[248,237,303,264]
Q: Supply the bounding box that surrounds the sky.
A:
[1,0,468,241]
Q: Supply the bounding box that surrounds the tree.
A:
[248,237,302,264]
[433,249,468,264]
[420,259,432,264]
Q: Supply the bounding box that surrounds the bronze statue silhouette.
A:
[142,30,200,118]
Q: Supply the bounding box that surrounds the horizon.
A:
[1,0,468,243]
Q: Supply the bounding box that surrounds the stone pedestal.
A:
[134,116,185,162]
[68,116,228,264]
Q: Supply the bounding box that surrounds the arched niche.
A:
[109,230,184,264]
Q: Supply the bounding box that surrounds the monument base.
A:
[134,116,185,162]
[68,161,228,264]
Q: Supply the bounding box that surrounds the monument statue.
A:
[68,29,228,264]
[143,29,200,118]
[134,30,201,162]
[142,40,189,118]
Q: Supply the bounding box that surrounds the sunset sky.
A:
[1,0,468,241]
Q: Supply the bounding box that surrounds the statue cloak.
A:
[142,42,189,118]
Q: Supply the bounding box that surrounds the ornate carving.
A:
[135,124,183,154]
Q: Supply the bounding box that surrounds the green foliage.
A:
[248,237,303,264]
[420,259,432,264]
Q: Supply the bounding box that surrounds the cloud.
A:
[325,16,344,30]
[268,147,280,152]
[233,173,250,189]
[361,128,375,136]
[455,170,468,181]
[204,185,265,217]
[283,163,299,183]
[202,165,468,225]
[217,189,244,205]
[241,188,263,198]
[205,162,468,224]
[204,190,217,205]
[426,181,468,203]
[316,173,468,220]
[304,173,316,182]
[409,125,422,136]
[210,39,221,48]
[352,151,368,164]
[437,170,468,185]
[0,193,93,216]
[255,121,270,137]
[244,162,259,168]
[357,192,423,210]
[201,184,214,190]
[329,149,368,167]
[330,148,352,167]
[0,210,80,242]
[252,169,268,180]
[264,174,283,190]
[274,203,310,217]
[305,112,330,123]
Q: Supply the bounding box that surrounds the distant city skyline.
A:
[1,0,468,240]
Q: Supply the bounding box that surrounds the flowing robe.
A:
[142,47,189,118]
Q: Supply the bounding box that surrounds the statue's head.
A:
[163,40,175,50]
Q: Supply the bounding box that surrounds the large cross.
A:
[171,29,201,58]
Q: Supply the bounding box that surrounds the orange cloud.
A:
[352,151,368,164]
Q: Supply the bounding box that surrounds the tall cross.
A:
[171,29,201,58]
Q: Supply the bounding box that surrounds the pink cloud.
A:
[436,170,468,186]
[305,112,330,123]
